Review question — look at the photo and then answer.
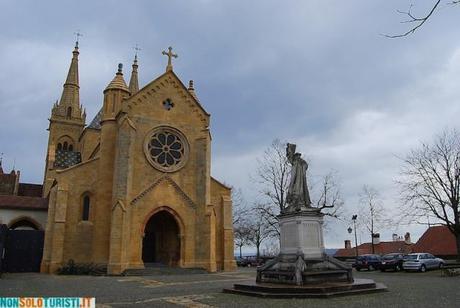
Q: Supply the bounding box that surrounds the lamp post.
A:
[348,215,358,257]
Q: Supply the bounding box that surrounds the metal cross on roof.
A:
[74,30,83,48]
[133,44,141,60]
[162,46,178,71]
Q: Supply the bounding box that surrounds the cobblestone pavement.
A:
[1,268,460,307]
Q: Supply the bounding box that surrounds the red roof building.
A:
[335,240,413,259]
[412,225,458,258]
[0,163,48,229]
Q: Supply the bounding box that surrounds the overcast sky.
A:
[1,0,459,249]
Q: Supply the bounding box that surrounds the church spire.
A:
[51,42,84,122]
[128,54,139,95]
[60,43,80,108]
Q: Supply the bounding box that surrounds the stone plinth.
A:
[279,209,324,259]
[224,278,387,298]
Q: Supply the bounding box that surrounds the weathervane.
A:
[162,46,178,72]
[74,30,83,48]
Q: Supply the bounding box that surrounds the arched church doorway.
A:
[142,210,180,267]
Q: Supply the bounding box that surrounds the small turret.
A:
[102,64,130,121]
[188,80,199,101]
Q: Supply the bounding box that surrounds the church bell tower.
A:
[43,42,86,196]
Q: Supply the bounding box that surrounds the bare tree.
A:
[255,139,290,213]
[399,129,460,260]
[232,187,248,225]
[232,187,251,258]
[234,223,251,258]
[358,185,386,254]
[254,140,345,238]
[387,1,459,38]
[247,210,274,260]
[313,171,345,221]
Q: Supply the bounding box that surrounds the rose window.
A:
[144,127,189,172]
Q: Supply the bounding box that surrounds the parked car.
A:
[235,257,250,267]
[236,256,263,267]
[403,253,445,272]
[380,253,405,272]
[354,254,382,271]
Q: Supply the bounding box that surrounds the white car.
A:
[403,253,445,272]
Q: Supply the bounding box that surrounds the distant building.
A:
[412,226,458,259]
[0,163,48,230]
[334,233,413,259]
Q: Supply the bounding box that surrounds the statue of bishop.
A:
[285,143,311,212]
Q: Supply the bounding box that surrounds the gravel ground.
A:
[1,268,459,307]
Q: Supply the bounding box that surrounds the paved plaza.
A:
[1,268,459,307]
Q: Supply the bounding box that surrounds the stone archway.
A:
[8,216,42,230]
[142,210,181,267]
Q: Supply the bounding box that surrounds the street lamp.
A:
[349,215,358,258]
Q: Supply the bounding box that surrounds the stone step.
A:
[223,281,387,298]
[223,283,387,298]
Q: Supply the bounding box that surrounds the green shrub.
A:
[57,259,106,275]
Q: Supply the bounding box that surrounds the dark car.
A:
[236,256,263,267]
[235,257,249,267]
[354,254,382,271]
[380,253,405,272]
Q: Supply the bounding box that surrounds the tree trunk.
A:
[371,233,375,254]
[239,245,242,258]
[455,232,460,262]
[256,243,260,260]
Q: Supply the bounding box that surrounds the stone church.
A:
[40,43,236,275]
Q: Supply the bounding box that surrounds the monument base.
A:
[223,278,387,298]
[224,208,387,297]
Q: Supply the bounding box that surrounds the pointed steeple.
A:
[128,54,139,95]
[51,42,84,123]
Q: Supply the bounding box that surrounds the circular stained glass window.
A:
[144,126,189,172]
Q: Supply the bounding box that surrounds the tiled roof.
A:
[54,150,82,168]
[87,108,102,130]
[18,183,43,197]
[335,241,413,258]
[412,226,457,256]
[0,195,48,211]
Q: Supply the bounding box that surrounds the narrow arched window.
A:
[63,142,68,151]
[69,144,73,151]
[57,143,62,151]
[82,195,90,221]
[67,107,72,119]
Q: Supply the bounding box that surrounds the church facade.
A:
[40,43,236,275]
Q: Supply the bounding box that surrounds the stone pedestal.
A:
[279,210,324,259]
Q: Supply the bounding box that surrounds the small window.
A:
[82,195,90,221]
[69,144,73,151]
[66,107,72,119]
[57,143,62,151]
[162,98,174,110]
[63,142,68,151]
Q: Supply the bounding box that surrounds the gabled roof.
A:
[0,195,48,211]
[126,70,210,124]
[412,225,457,256]
[335,241,413,258]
